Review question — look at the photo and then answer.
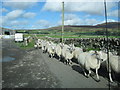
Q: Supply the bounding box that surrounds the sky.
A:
[0,0,119,29]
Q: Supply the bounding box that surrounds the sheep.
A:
[47,42,56,58]
[41,40,48,53]
[73,47,83,59]
[64,48,74,65]
[98,51,120,82]
[34,44,38,49]
[61,44,71,64]
[61,44,70,58]
[55,43,62,60]
[109,55,120,82]
[61,43,76,65]
[36,42,42,48]
[77,51,103,81]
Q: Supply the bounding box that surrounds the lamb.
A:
[77,51,103,81]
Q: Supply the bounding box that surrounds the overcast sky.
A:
[0,0,119,29]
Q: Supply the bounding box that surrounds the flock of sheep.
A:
[34,39,120,83]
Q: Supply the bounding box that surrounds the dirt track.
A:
[2,39,120,89]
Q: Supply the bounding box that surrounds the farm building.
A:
[1,27,15,35]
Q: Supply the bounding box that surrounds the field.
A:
[19,25,120,39]
[24,34,120,39]
[14,23,120,50]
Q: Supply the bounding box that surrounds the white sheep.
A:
[41,40,48,53]
[55,43,62,60]
[73,47,83,59]
[64,48,74,65]
[47,42,56,58]
[61,44,70,58]
[77,51,103,81]
[34,44,38,49]
[98,51,120,82]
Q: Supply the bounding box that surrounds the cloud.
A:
[85,18,101,25]
[43,0,117,16]
[63,14,83,25]
[1,19,29,29]
[108,10,119,17]
[58,13,117,26]
[100,19,117,24]
[1,10,36,28]
[36,20,51,28]
[3,1,38,9]
[58,14,100,25]
[23,12,36,18]
[3,0,39,2]
[0,8,8,12]
[10,20,28,26]
[2,10,36,25]
[42,2,62,12]
[5,10,24,20]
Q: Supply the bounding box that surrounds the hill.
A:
[96,22,120,28]
[1,22,120,33]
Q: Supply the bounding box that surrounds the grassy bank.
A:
[14,39,35,50]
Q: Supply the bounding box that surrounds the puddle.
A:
[0,56,15,62]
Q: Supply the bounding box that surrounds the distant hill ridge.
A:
[1,22,119,31]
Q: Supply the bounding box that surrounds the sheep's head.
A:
[97,51,107,63]
[92,51,104,62]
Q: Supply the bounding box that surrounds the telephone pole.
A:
[104,0,110,89]
[62,1,64,43]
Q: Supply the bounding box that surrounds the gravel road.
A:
[2,39,60,88]
[2,39,120,89]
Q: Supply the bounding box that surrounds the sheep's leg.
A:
[52,53,54,58]
[109,72,113,82]
[96,68,100,81]
[68,59,71,65]
[49,53,51,58]
[58,56,61,61]
[82,68,87,77]
[70,59,72,65]
[51,54,53,58]
[87,70,91,77]
[68,59,71,66]
[67,59,69,65]
[106,60,113,82]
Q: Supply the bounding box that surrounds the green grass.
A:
[47,35,120,38]
[23,34,120,39]
[85,47,101,51]
[15,39,35,50]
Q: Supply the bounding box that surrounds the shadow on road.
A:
[71,65,84,76]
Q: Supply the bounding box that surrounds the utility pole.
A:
[62,1,64,43]
[104,0,110,90]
